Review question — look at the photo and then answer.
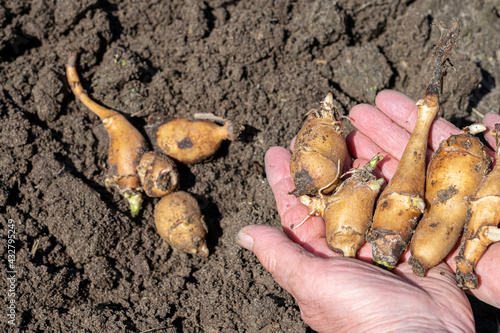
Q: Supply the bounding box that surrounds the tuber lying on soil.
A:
[368,19,460,269]
[66,52,149,215]
[150,117,243,164]
[455,123,500,289]
[289,93,348,197]
[408,125,491,276]
[154,191,209,257]
[300,155,384,257]
[137,151,179,197]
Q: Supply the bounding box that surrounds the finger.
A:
[236,225,317,294]
[482,112,500,161]
[265,147,334,257]
[375,90,461,149]
[349,103,413,160]
[444,242,500,309]
[347,130,400,180]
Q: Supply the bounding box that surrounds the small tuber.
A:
[151,117,243,164]
[66,52,148,215]
[154,191,209,257]
[368,19,460,269]
[290,93,348,197]
[137,151,179,197]
[300,155,384,257]
[408,125,491,276]
[455,123,500,289]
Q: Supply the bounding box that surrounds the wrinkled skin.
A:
[236,90,500,332]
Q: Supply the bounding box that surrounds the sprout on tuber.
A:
[154,191,209,257]
[290,93,348,197]
[408,125,491,276]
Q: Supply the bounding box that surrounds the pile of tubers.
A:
[66,52,242,257]
[291,19,500,289]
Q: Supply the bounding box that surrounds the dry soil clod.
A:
[368,19,460,269]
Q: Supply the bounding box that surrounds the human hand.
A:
[236,90,500,332]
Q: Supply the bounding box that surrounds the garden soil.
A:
[1,0,499,331]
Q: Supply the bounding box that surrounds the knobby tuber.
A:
[455,123,500,289]
[408,125,491,276]
[154,191,209,257]
[290,93,348,197]
[137,152,179,197]
[368,19,460,269]
[66,52,149,215]
[300,155,384,257]
[152,117,243,164]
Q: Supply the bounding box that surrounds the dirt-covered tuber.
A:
[408,125,491,276]
[154,191,209,257]
[300,155,384,257]
[455,123,500,289]
[66,52,148,215]
[137,151,179,197]
[368,19,460,269]
[290,93,348,197]
[151,117,242,164]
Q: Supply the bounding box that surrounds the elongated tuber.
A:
[408,125,491,276]
[154,191,209,257]
[137,151,179,197]
[151,117,242,164]
[368,19,460,269]
[300,155,384,257]
[455,123,500,289]
[66,52,148,215]
[290,93,348,197]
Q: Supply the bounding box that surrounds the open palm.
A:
[237,90,500,332]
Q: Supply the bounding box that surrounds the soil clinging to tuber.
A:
[368,19,460,269]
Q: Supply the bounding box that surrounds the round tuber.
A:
[289,93,348,197]
[137,151,179,197]
[154,191,209,257]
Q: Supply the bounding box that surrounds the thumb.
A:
[236,225,316,294]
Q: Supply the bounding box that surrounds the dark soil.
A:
[1,0,499,332]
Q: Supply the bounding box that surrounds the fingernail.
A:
[235,230,254,250]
